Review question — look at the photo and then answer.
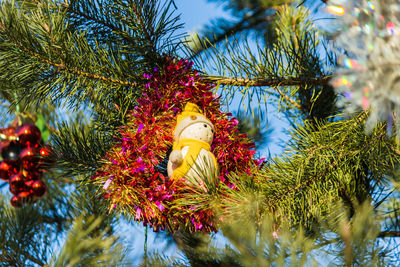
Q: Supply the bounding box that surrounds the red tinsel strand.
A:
[93,56,257,232]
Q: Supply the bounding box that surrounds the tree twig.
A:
[203,75,331,87]
[378,231,400,238]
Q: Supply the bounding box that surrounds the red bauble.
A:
[0,161,12,181]
[10,195,22,208]
[25,180,34,188]
[19,147,39,171]
[38,145,56,168]
[39,145,50,157]
[9,173,26,194]
[1,141,21,162]
[16,124,41,147]
[31,180,46,197]
[24,170,41,181]
[17,191,34,203]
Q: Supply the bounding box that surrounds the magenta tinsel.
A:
[93,56,258,233]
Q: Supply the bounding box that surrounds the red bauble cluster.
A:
[0,124,51,207]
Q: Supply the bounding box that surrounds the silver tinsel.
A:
[328,0,400,132]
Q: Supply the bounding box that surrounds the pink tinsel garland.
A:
[93,57,257,232]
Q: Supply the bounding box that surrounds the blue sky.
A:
[174,0,229,33]
[173,0,290,158]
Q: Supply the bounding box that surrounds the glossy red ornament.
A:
[0,126,16,137]
[19,147,39,170]
[39,145,50,157]
[0,161,12,181]
[16,124,41,147]
[25,180,34,188]
[17,191,34,203]
[9,173,26,194]
[31,180,46,197]
[1,141,21,161]
[38,145,56,168]
[10,195,22,208]
[24,170,41,181]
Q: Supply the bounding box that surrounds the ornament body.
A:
[20,147,39,171]
[0,161,12,181]
[168,103,218,190]
[10,195,22,207]
[30,180,46,197]
[1,141,21,161]
[1,122,52,208]
[9,173,26,194]
[16,124,41,147]
[328,0,400,131]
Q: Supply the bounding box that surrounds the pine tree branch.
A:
[23,253,45,266]
[1,250,45,266]
[65,3,120,34]
[266,116,385,211]
[189,9,273,59]
[0,27,136,87]
[130,0,156,53]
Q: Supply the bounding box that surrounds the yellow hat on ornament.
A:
[173,103,214,140]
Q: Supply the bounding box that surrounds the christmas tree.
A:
[0,0,400,266]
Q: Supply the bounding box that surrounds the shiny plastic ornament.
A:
[30,180,46,197]
[10,195,22,207]
[1,122,51,208]
[38,145,56,168]
[17,191,34,203]
[328,0,400,132]
[1,141,21,161]
[16,124,41,147]
[9,173,26,195]
[0,161,12,181]
[24,170,41,181]
[20,147,39,171]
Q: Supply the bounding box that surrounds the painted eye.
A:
[203,124,208,128]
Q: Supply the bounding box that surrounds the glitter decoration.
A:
[92,57,257,233]
[327,5,346,16]
[328,0,400,132]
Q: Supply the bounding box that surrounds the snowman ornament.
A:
[167,103,218,191]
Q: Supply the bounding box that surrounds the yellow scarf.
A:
[171,138,218,180]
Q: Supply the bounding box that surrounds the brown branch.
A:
[203,75,332,109]
[203,75,331,87]
[378,231,400,238]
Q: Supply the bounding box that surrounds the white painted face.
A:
[179,122,214,144]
